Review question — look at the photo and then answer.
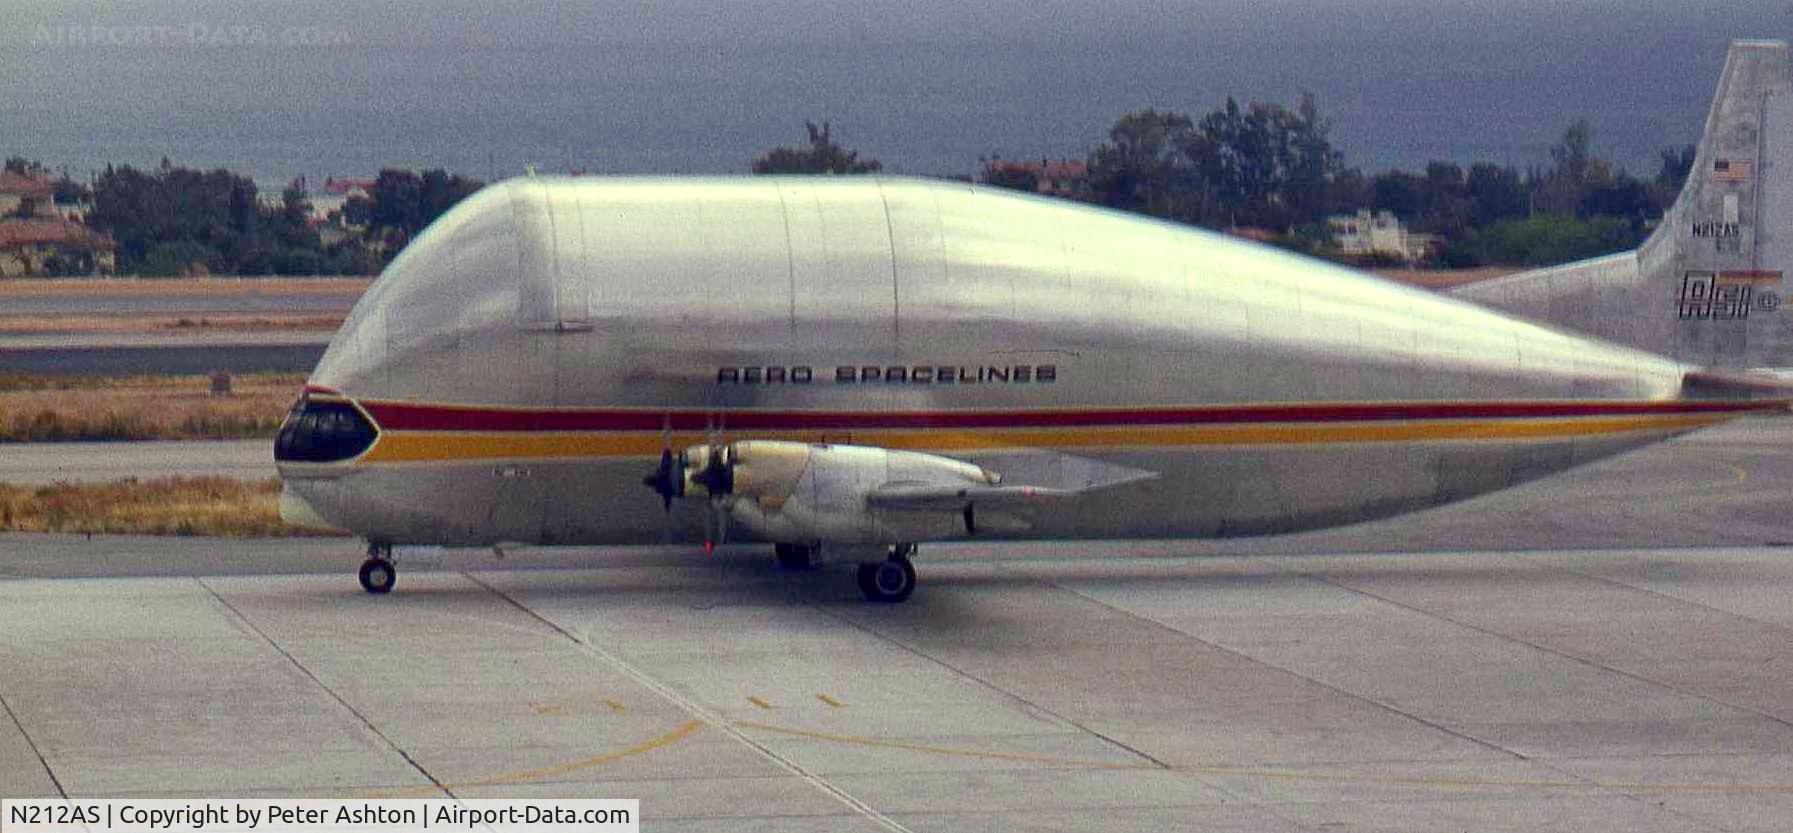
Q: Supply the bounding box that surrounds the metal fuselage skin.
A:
[278,176,1758,548]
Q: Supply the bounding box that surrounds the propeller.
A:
[641,414,694,511]
[638,413,737,553]
[641,448,682,510]
[699,415,730,553]
[690,445,734,496]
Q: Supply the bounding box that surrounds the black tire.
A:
[775,543,819,570]
[857,556,915,603]
[359,558,395,594]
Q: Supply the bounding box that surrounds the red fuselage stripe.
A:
[353,399,1783,433]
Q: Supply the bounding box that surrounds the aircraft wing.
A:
[867,482,1077,511]
[868,455,1159,512]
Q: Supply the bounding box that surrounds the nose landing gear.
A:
[359,541,396,594]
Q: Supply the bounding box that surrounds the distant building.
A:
[322,176,376,196]
[982,158,1090,200]
[311,176,375,227]
[0,219,117,277]
[1327,209,1439,263]
[52,195,91,223]
[0,172,55,218]
[1226,227,1282,245]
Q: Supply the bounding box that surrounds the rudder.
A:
[1455,40,1793,370]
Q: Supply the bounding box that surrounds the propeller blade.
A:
[692,446,734,495]
[640,448,680,511]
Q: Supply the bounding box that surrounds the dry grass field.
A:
[1374,266,1522,289]
[0,277,364,335]
[0,476,331,537]
[0,314,345,334]
[0,372,302,442]
[0,277,371,297]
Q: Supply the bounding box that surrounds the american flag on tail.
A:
[1714,159,1753,183]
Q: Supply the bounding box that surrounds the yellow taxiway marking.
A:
[527,695,627,716]
[747,696,775,710]
[362,719,704,798]
[816,694,846,708]
[734,720,1793,795]
[356,715,1793,797]
[735,720,1154,771]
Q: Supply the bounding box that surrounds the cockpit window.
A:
[274,397,377,463]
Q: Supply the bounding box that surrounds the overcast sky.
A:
[6,1,1791,184]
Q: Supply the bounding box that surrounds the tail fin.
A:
[1454,40,1793,370]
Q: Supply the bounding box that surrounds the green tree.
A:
[88,162,372,276]
[1657,144,1696,192]
[51,171,91,204]
[3,157,45,176]
[1415,161,1472,238]
[1086,109,1197,219]
[1086,95,1343,230]
[1652,144,1697,211]
[1536,119,1613,215]
[1185,95,1343,228]
[1466,163,1528,227]
[1326,167,1369,216]
[1284,92,1345,225]
[1579,174,1653,232]
[1369,170,1423,220]
[1458,214,1638,266]
[89,163,259,274]
[344,168,483,257]
[751,121,882,174]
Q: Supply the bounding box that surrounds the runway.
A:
[0,439,273,485]
[0,332,329,375]
[0,278,350,374]
[3,420,1793,829]
[0,279,366,318]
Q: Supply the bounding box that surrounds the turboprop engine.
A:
[642,440,1005,545]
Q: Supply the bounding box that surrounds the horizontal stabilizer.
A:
[1681,368,1793,403]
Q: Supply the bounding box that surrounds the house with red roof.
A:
[0,171,54,219]
[981,158,1091,200]
[0,218,116,276]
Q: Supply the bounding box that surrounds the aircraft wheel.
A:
[857,553,915,603]
[359,558,396,594]
[775,543,820,571]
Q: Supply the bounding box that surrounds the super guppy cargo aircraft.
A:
[277,40,1793,602]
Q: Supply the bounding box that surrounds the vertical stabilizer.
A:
[1454,40,1793,370]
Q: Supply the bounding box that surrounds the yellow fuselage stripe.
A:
[354,413,1729,464]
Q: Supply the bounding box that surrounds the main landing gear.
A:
[856,544,917,604]
[359,541,395,594]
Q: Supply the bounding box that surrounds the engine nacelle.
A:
[683,440,998,545]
